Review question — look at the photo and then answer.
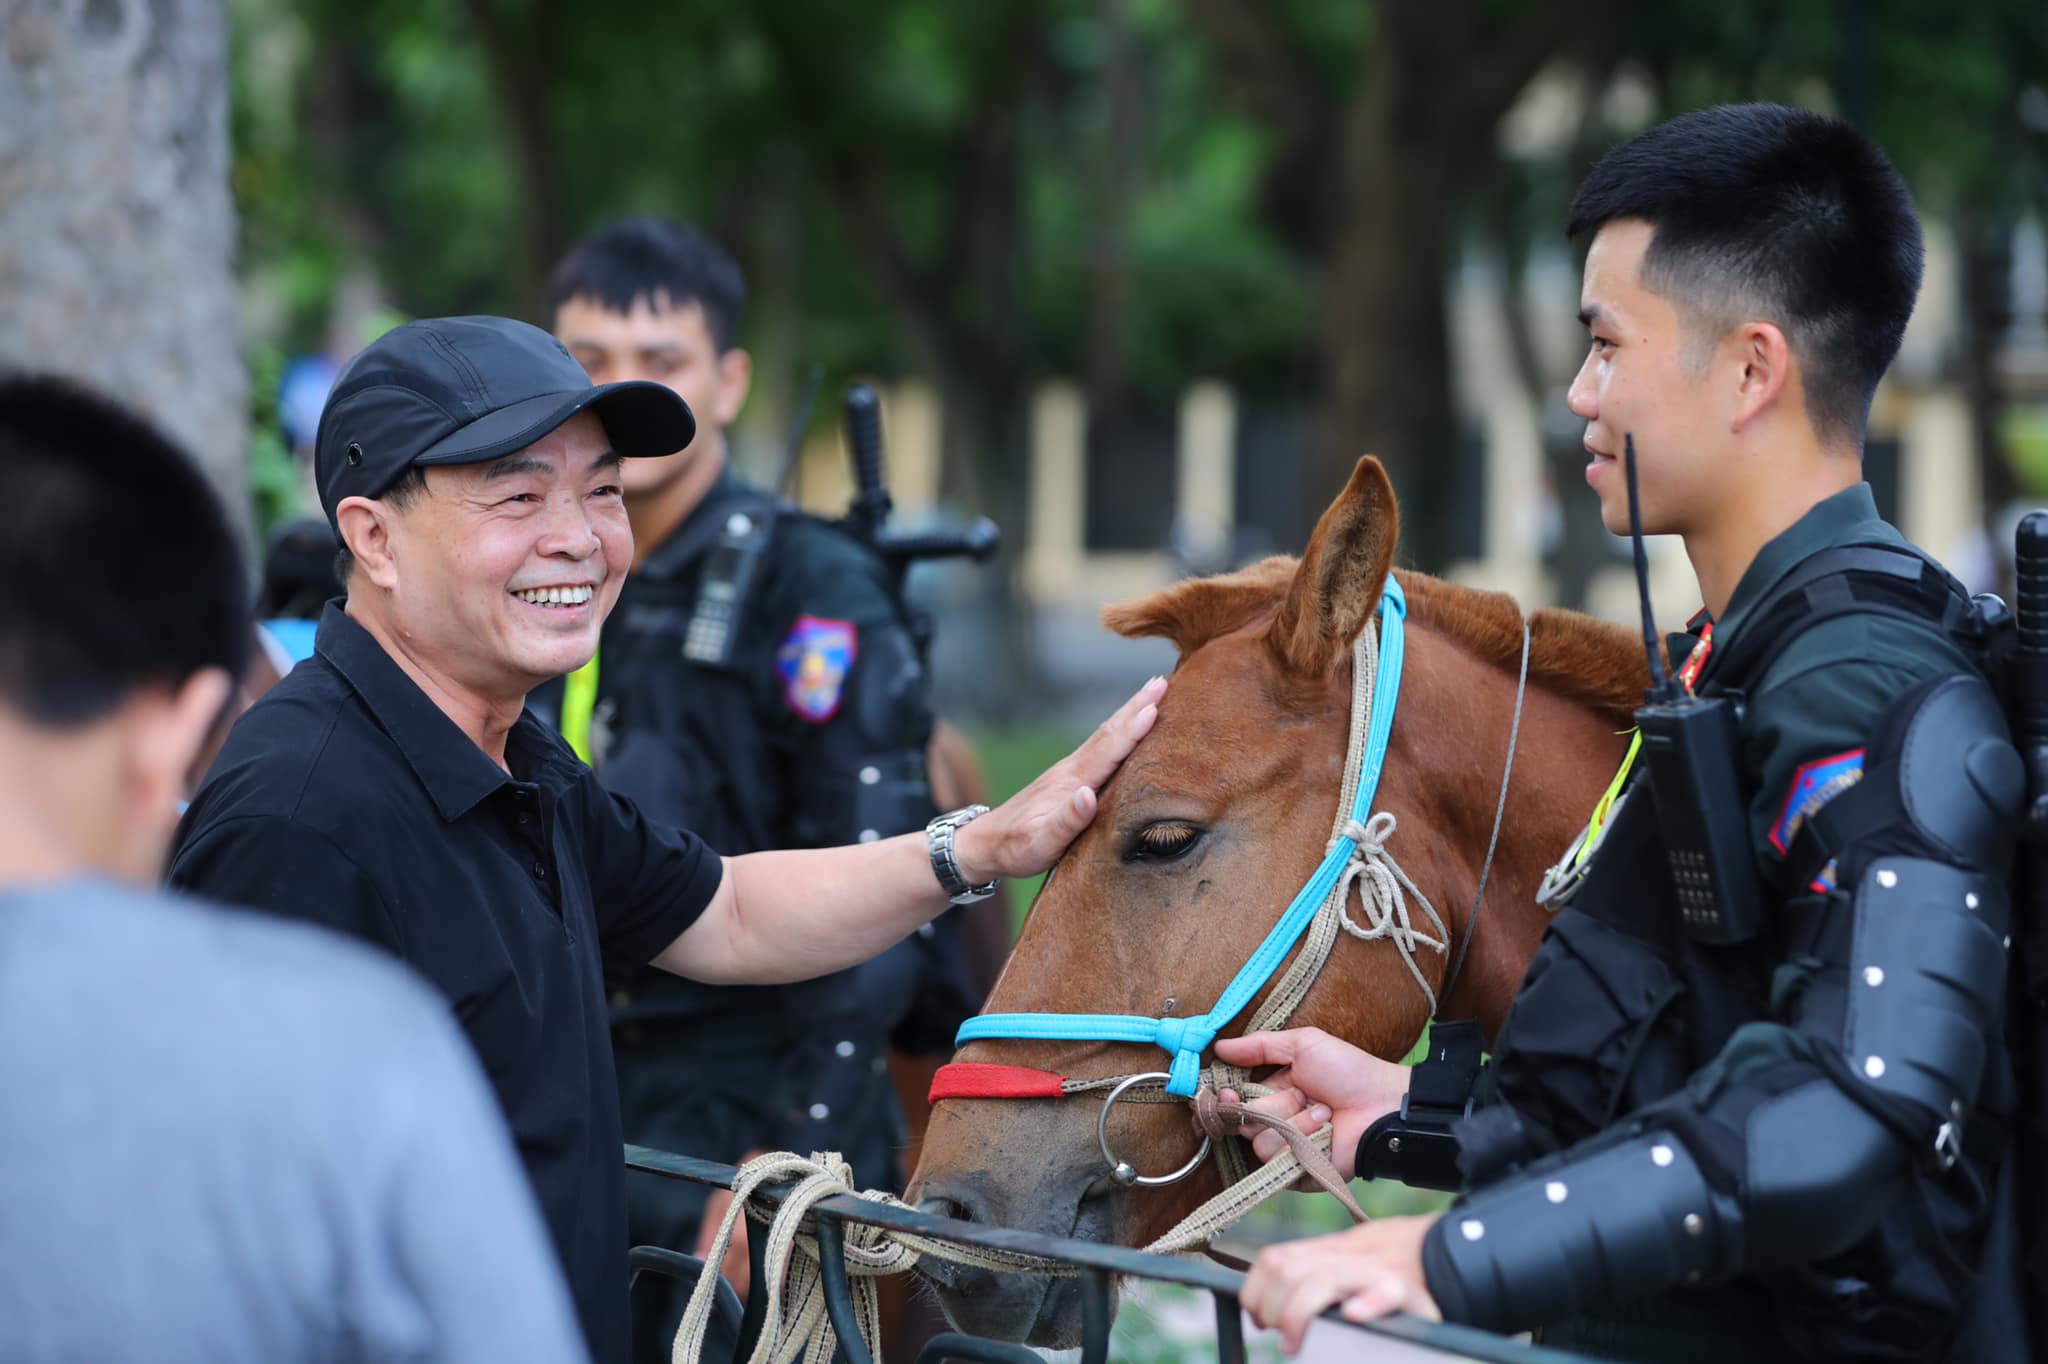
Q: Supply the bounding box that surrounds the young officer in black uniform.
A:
[1225,105,2028,1361]
[535,219,982,1332]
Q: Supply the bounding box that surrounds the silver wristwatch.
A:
[926,804,999,905]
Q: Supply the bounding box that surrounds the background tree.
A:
[221,0,2048,645]
[2,0,247,540]
[1180,0,1583,569]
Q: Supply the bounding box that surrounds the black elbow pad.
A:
[1844,856,2008,1125]
[1740,1078,1907,1261]
[1423,1131,1736,1333]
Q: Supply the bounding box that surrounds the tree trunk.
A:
[1084,0,1139,409]
[458,0,565,318]
[0,0,247,542]
[1318,52,1459,569]
[1955,204,2018,543]
[1301,3,1580,571]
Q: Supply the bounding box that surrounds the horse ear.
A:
[1267,456,1399,675]
[1102,557,1295,657]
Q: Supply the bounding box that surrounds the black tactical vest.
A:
[1462,546,2019,1361]
[586,481,784,855]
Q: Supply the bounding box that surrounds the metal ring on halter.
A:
[1096,1072,1212,1188]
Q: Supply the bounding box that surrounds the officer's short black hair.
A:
[546,217,746,352]
[1567,103,1924,449]
[0,374,247,726]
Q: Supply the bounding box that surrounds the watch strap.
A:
[927,804,998,904]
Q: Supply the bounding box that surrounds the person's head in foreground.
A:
[0,374,247,883]
[548,216,752,509]
[315,315,696,710]
[1566,101,1923,539]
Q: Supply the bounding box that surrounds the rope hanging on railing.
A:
[672,1121,1362,1364]
[673,1150,1080,1364]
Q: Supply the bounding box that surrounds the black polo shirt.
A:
[170,604,722,1364]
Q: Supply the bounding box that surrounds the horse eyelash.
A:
[1136,824,1198,853]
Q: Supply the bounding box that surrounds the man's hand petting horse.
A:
[955,674,1169,884]
[1239,1214,1443,1354]
[1213,1027,1407,1179]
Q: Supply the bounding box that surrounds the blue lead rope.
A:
[955,577,1409,1097]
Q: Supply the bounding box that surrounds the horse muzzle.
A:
[907,1166,1124,1347]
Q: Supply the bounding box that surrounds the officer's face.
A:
[1567,219,1728,538]
[555,296,751,500]
[378,412,632,697]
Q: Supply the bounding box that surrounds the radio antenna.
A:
[1626,435,1675,701]
[773,365,825,498]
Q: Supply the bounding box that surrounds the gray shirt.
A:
[0,878,590,1363]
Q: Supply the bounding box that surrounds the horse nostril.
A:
[919,1195,971,1223]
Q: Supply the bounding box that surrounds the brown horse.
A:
[907,457,1651,1345]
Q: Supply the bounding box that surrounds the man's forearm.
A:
[654,818,999,985]
[652,675,1164,987]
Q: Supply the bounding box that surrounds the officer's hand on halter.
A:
[1214,1028,1407,1181]
[1241,1214,1443,1355]
[953,676,1167,883]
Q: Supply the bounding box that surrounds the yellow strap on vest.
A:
[561,649,600,765]
[1574,730,1642,870]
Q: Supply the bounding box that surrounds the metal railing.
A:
[625,1145,1594,1364]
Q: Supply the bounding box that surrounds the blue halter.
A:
[955,577,1409,1097]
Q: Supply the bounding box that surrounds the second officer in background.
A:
[535,217,981,1347]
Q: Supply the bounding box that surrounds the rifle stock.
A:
[838,384,1001,580]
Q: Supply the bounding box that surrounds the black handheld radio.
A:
[1625,437,1768,945]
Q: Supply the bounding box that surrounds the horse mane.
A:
[1103,561,1647,728]
[1399,573,1647,728]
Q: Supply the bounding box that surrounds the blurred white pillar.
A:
[1898,389,1979,565]
[1447,256,1548,602]
[1584,537,1700,636]
[882,381,942,512]
[1176,381,1237,565]
[796,429,855,515]
[1026,382,1088,600]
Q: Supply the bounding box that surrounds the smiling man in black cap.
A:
[169,315,1164,1364]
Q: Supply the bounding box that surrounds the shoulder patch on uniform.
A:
[1769,747,1866,856]
[777,615,858,723]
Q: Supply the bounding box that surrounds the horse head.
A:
[908,458,1645,1345]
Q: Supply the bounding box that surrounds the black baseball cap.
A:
[313,315,695,528]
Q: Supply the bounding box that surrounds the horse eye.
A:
[1129,823,1201,862]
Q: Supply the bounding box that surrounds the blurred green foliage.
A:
[2007,405,2048,498]
[966,728,1084,928]
[227,0,1323,389]
[242,346,306,537]
[226,0,2048,564]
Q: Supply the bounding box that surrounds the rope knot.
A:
[1333,809,1399,856]
[1191,1086,1246,1140]
[1327,805,1450,1015]
[1152,1014,1215,1061]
